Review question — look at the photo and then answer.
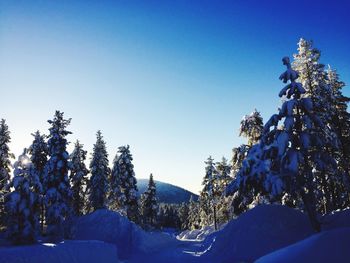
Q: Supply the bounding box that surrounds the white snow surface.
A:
[0,240,119,263]
[1,205,350,263]
[255,228,350,263]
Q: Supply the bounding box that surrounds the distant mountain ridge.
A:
[137,179,199,204]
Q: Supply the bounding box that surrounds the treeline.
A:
[189,38,350,232]
[0,112,159,244]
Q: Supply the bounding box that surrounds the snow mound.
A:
[0,240,119,263]
[205,205,314,263]
[255,227,350,263]
[72,209,133,258]
[321,208,350,231]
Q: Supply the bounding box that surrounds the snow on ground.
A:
[321,207,350,231]
[255,227,350,263]
[1,205,350,263]
[204,204,314,263]
[0,240,119,263]
[177,223,225,241]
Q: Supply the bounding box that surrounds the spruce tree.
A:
[199,156,218,229]
[187,196,200,230]
[108,153,124,211]
[69,140,89,216]
[44,111,73,239]
[110,145,139,222]
[140,174,158,227]
[178,202,190,230]
[239,109,264,147]
[5,149,39,244]
[227,57,338,231]
[28,131,48,233]
[88,131,110,211]
[0,119,14,228]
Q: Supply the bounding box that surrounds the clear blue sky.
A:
[1,0,349,193]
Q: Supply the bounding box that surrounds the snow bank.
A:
[205,205,314,263]
[255,227,350,263]
[0,240,119,263]
[321,208,350,231]
[72,209,134,258]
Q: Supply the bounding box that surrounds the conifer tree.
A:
[140,174,158,227]
[0,119,14,228]
[178,202,190,230]
[187,196,200,230]
[5,149,39,244]
[88,131,110,211]
[227,57,338,231]
[108,153,124,211]
[69,140,89,216]
[110,145,139,222]
[199,156,218,229]
[28,131,48,233]
[44,111,73,239]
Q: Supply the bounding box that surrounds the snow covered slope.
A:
[137,179,198,204]
[0,240,119,263]
[204,205,314,263]
[255,228,350,263]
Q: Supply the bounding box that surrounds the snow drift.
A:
[255,227,350,263]
[0,240,119,263]
[204,204,314,263]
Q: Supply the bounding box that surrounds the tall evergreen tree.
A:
[110,145,139,222]
[227,57,338,231]
[5,149,39,244]
[199,156,218,229]
[69,140,89,216]
[44,111,73,239]
[140,174,158,228]
[88,131,110,211]
[28,131,48,233]
[187,196,200,230]
[0,119,14,228]
[108,153,124,211]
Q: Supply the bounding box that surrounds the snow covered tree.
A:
[231,110,263,178]
[239,109,264,147]
[5,149,39,244]
[28,131,48,233]
[88,131,110,212]
[199,156,219,229]
[0,119,14,228]
[187,196,200,230]
[140,174,158,228]
[69,140,89,216]
[293,39,350,212]
[227,57,339,231]
[109,145,139,222]
[108,153,124,211]
[178,202,190,230]
[44,111,73,239]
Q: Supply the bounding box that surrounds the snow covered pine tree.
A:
[69,140,89,216]
[44,111,73,240]
[0,119,14,228]
[28,131,48,233]
[88,131,110,211]
[140,173,158,228]
[5,149,40,244]
[109,145,139,222]
[227,57,339,232]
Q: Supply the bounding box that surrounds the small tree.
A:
[140,174,158,228]
[70,140,89,216]
[5,149,39,244]
[88,131,110,211]
[44,111,73,239]
[0,119,14,227]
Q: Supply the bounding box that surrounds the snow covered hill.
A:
[137,179,198,204]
